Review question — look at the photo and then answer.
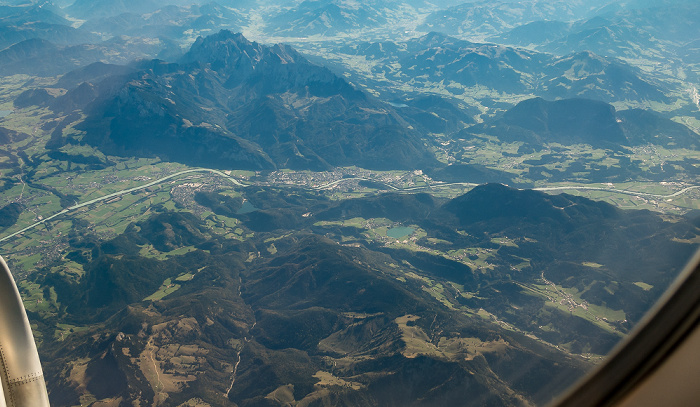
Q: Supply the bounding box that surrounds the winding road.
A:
[314,178,700,198]
[0,168,246,244]
[1,167,698,245]
[532,185,700,199]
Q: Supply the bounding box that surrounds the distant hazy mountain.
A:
[0,36,179,76]
[538,50,668,102]
[266,0,390,36]
[344,32,668,104]
[492,1,700,62]
[398,33,542,94]
[599,0,700,44]
[541,17,657,59]
[66,0,163,19]
[66,0,254,20]
[490,20,572,47]
[464,97,700,149]
[0,23,99,50]
[0,38,76,76]
[0,2,68,26]
[79,2,245,41]
[0,2,97,49]
[28,30,436,171]
[419,0,610,38]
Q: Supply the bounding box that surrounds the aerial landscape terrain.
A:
[0,0,699,406]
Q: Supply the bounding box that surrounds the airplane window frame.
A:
[552,248,700,407]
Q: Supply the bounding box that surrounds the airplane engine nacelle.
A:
[0,256,50,407]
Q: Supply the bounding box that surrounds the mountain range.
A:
[419,0,612,39]
[0,2,98,49]
[65,0,200,20]
[18,30,436,171]
[1,2,698,406]
[340,32,669,104]
[28,183,698,406]
[78,2,245,42]
[266,0,391,36]
[490,0,700,63]
[0,37,179,76]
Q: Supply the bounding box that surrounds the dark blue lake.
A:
[387,226,414,239]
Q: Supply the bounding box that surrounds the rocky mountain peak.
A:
[179,30,266,72]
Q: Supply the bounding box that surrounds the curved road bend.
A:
[0,168,247,244]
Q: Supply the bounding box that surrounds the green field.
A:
[144,278,182,301]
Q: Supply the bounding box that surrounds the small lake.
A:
[237,200,258,214]
[0,110,12,118]
[387,226,414,239]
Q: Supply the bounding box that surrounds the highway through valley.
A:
[1,167,698,244]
